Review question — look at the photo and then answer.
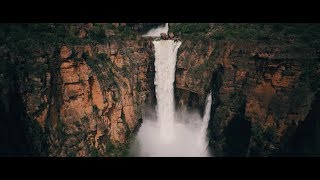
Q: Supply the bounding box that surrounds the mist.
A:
[129,93,212,157]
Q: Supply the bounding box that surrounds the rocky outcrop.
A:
[168,32,174,39]
[175,39,215,112]
[160,33,168,40]
[175,40,320,156]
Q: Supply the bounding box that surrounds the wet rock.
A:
[168,32,174,39]
[160,33,168,40]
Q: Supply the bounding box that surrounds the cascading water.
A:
[130,23,212,157]
[198,92,212,156]
[153,40,181,142]
[142,23,169,37]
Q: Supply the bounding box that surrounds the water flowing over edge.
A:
[142,23,169,37]
[153,40,181,142]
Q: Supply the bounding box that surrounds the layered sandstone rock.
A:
[46,39,154,156]
[175,39,215,110]
[2,35,155,156]
[174,40,320,156]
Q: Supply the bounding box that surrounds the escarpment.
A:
[0,24,155,156]
[1,23,320,157]
[174,39,320,156]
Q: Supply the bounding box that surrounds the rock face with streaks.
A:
[1,23,320,157]
[0,24,155,156]
[174,40,320,156]
[48,41,154,156]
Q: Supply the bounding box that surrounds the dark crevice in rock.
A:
[285,91,320,156]
[207,66,224,156]
[187,92,202,112]
[223,103,251,157]
[88,76,94,100]
[46,53,63,156]
[0,63,31,156]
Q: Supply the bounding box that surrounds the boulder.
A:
[160,33,167,40]
[168,32,174,39]
[105,29,115,37]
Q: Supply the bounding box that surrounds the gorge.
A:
[0,23,319,157]
[130,26,212,156]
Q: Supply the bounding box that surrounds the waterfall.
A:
[198,92,212,156]
[142,23,169,37]
[130,24,212,157]
[153,40,181,142]
[200,93,212,139]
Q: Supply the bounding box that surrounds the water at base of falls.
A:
[132,105,212,157]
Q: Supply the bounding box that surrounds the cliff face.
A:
[175,40,320,156]
[55,40,153,156]
[175,39,215,112]
[1,23,320,157]
[48,40,154,156]
[0,23,155,156]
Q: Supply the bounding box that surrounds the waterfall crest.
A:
[142,23,169,37]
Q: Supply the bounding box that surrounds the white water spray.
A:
[198,92,212,156]
[130,24,212,157]
[154,40,181,142]
[142,23,169,37]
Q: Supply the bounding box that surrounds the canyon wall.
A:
[46,40,154,156]
[0,24,155,156]
[175,39,320,156]
[1,23,320,156]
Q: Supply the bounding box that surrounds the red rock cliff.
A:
[175,40,320,156]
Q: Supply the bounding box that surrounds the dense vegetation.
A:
[0,23,139,48]
[0,23,140,92]
[170,23,320,49]
[2,23,319,55]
